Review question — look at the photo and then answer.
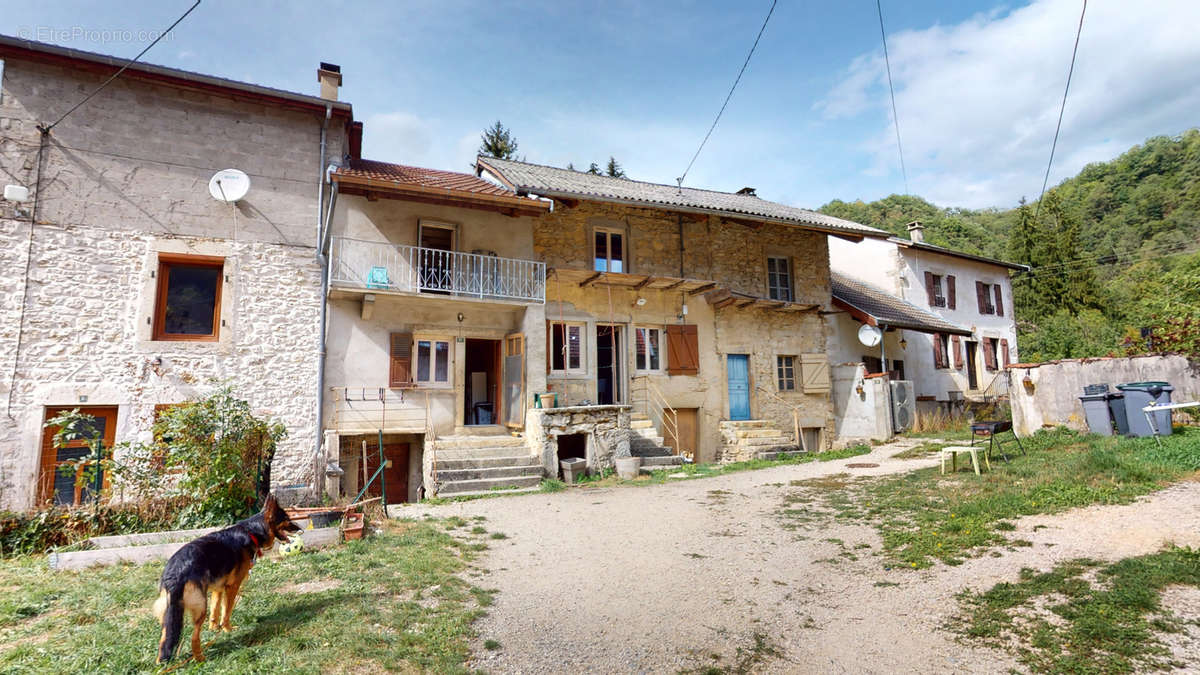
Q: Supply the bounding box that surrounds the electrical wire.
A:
[876,0,908,195]
[678,0,777,187]
[1011,244,1200,282]
[1012,236,1200,276]
[44,0,203,131]
[1034,0,1087,218]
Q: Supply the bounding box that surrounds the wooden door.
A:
[364,442,409,504]
[40,406,118,506]
[727,355,751,420]
[503,333,525,428]
[665,408,699,460]
[965,341,979,390]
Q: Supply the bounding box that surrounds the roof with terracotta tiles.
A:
[335,158,519,197]
[831,272,972,336]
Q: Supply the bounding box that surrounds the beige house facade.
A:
[0,37,353,510]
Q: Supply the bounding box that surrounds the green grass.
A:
[784,427,1200,569]
[0,519,494,673]
[891,441,950,459]
[954,547,1200,673]
[901,427,973,441]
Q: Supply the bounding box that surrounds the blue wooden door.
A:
[727,354,751,421]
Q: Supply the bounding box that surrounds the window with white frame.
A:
[634,326,664,373]
[777,355,797,391]
[594,229,625,273]
[414,338,451,385]
[549,322,584,374]
[767,256,792,301]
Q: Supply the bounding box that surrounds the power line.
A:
[1034,0,1087,218]
[1012,244,1200,281]
[1013,235,1200,275]
[876,0,908,195]
[44,0,202,131]
[677,0,777,187]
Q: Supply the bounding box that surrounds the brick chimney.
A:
[317,62,342,100]
[906,220,925,243]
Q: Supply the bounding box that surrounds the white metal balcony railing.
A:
[330,237,546,303]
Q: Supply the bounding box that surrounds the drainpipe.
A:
[313,104,332,493]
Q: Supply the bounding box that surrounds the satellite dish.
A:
[208,169,250,202]
[858,324,883,347]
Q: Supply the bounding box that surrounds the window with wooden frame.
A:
[924,272,947,308]
[593,228,625,273]
[766,256,793,302]
[983,337,1000,371]
[665,324,699,376]
[414,337,452,386]
[776,355,797,391]
[975,281,1004,316]
[548,322,585,374]
[634,326,664,373]
[932,333,950,369]
[153,254,224,341]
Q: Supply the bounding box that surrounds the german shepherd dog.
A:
[152,494,301,663]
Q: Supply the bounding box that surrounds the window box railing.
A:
[329,237,545,303]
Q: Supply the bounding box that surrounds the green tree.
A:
[605,156,626,178]
[478,120,519,159]
[586,162,602,175]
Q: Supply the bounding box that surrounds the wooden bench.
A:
[940,446,990,476]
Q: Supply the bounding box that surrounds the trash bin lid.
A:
[1117,381,1171,389]
[1078,394,1108,401]
[1104,392,1124,400]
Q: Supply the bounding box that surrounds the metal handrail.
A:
[631,376,682,458]
[329,236,546,303]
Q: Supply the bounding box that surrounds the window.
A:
[975,281,1004,316]
[414,338,451,385]
[924,272,946,308]
[635,327,664,372]
[767,256,792,301]
[983,337,999,371]
[549,322,584,374]
[153,254,224,341]
[594,229,624,273]
[932,333,950,369]
[777,355,796,391]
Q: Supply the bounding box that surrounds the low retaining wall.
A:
[1008,354,1200,436]
[831,364,892,444]
[525,405,631,476]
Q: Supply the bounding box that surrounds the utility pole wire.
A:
[678,0,777,188]
[44,0,202,131]
[876,0,908,195]
[1035,0,1087,219]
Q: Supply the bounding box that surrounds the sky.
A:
[5,0,1199,210]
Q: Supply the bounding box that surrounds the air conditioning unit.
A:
[889,380,916,433]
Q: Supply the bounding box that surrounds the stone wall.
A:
[525,405,631,476]
[0,55,343,510]
[1009,355,1200,437]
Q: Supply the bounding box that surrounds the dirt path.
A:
[395,441,1200,673]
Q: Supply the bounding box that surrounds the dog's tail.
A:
[153,583,185,663]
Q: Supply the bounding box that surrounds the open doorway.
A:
[556,433,587,478]
[465,338,501,425]
[965,340,979,390]
[596,325,623,404]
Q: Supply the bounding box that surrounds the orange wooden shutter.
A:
[975,281,987,313]
[946,275,957,309]
[924,271,936,305]
[389,333,413,387]
[993,285,1004,317]
[932,333,946,369]
[666,325,699,375]
[952,335,963,369]
[982,339,996,371]
[1000,338,1010,367]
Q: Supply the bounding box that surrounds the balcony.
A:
[329,237,546,304]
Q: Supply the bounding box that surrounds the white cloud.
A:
[817,0,1200,207]
[361,111,434,166]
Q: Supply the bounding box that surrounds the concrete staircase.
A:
[430,435,544,498]
[629,412,686,474]
[718,420,800,462]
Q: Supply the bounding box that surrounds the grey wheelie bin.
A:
[1116,382,1174,437]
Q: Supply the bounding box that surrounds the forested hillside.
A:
[820,130,1200,362]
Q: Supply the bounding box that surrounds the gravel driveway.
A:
[395,440,1200,673]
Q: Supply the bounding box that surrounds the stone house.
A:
[827,222,1028,433]
[475,157,887,471]
[0,36,354,511]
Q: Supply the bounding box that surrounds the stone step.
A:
[435,455,541,470]
[435,474,543,496]
[631,435,665,447]
[756,448,802,460]
[640,454,684,466]
[630,412,650,420]
[719,420,772,429]
[435,464,544,482]
[433,485,542,499]
[630,419,655,430]
[734,435,795,447]
[432,435,527,451]
[735,429,787,439]
[630,445,674,458]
